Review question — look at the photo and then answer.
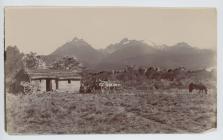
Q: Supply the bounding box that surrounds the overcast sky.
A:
[5,7,216,55]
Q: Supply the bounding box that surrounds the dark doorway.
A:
[46,79,52,91]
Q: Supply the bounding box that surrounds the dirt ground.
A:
[6,89,216,134]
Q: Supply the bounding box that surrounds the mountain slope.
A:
[45,37,103,67]
[95,40,216,70]
[158,42,216,69]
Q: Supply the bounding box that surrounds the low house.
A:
[25,69,82,92]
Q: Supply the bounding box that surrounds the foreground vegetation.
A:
[6,88,216,134]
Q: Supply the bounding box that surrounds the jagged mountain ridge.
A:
[95,39,215,70]
[44,37,216,70]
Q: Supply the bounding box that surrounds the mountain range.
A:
[43,37,216,70]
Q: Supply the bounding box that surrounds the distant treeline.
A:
[80,65,216,93]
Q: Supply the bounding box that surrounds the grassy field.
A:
[6,89,216,134]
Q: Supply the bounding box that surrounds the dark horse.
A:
[188,82,208,94]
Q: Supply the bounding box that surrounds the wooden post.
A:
[46,79,52,91]
[55,79,59,89]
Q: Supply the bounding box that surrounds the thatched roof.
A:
[25,69,81,80]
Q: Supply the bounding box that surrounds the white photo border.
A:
[0,0,222,140]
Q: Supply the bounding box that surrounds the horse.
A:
[188,82,208,94]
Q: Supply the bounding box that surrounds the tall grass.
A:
[6,89,216,134]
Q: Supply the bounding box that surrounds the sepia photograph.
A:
[4,7,217,134]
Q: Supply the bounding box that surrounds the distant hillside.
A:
[157,42,216,69]
[94,40,216,70]
[94,38,158,70]
[44,37,104,67]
